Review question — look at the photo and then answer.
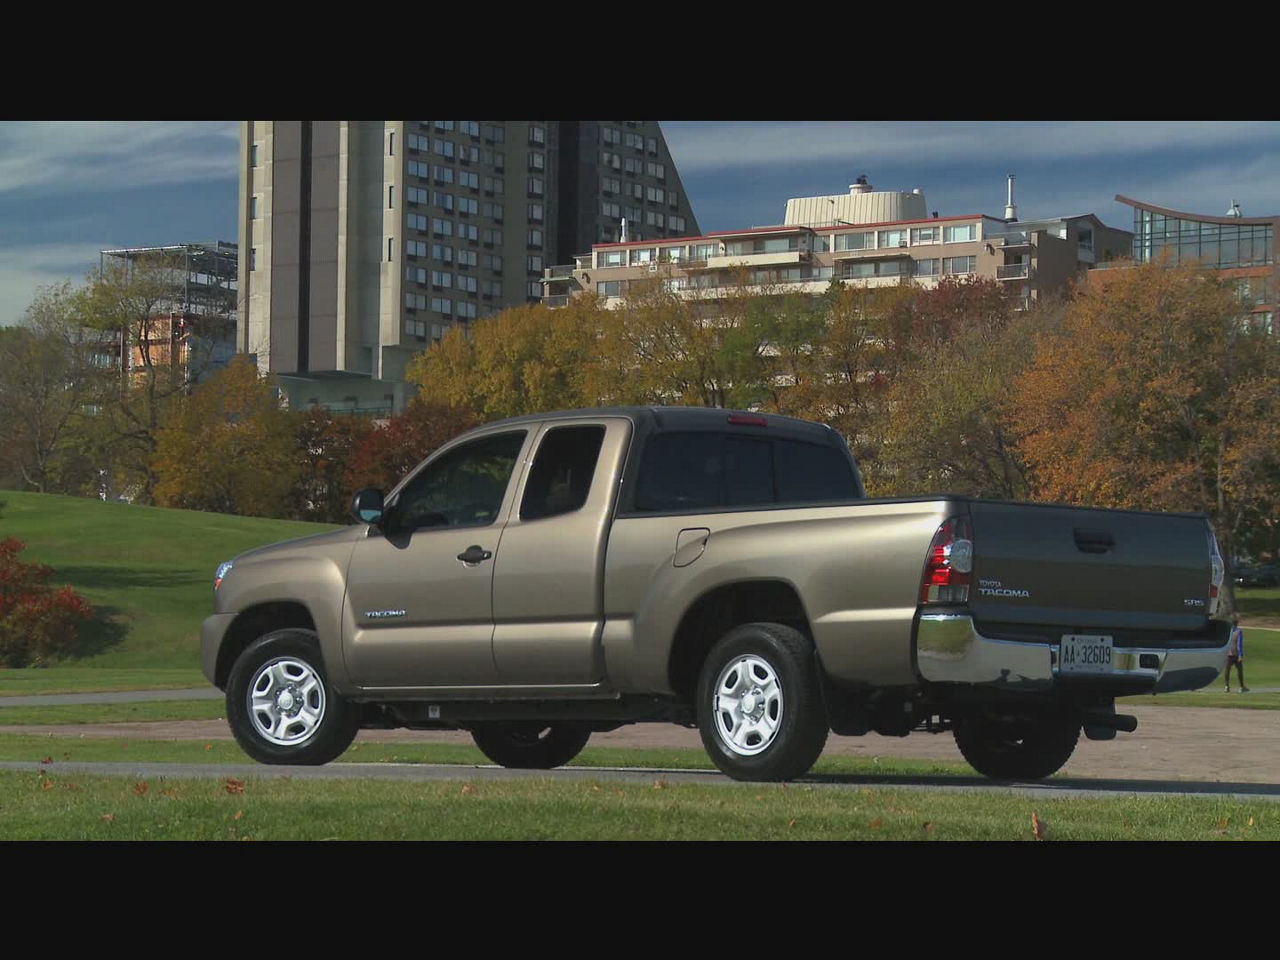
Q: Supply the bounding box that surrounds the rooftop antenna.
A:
[1004,173,1018,222]
[1226,199,1243,217]
[620,217,629,242]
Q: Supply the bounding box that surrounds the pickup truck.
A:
[202,406,1230,782]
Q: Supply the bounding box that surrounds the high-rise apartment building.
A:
[238,120,700,413]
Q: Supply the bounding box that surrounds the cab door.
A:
[491,418,631,684]
[343,429,531,688]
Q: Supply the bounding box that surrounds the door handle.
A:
[456,545,493,566]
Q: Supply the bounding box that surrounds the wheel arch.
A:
[666,579,813,704]
[215,601,318,690]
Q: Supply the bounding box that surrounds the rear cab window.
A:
[634,430,860,513]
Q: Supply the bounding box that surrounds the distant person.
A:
[1225,616,1248,693]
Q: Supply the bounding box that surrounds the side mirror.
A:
[351,488,385,526]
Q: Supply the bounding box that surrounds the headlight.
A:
[215,560,234,591]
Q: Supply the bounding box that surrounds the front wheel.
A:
[470,722,591,769]
[226,629,361,765]
[696,622,829,782]
[953,711,1080,780]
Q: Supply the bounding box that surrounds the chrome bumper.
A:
[915,613,1228,694]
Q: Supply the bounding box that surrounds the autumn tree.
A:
[407,298,613,419]
[1009,262,1280,569]
[345,401,480,494]
[874,278,1042,498]
[77,252,231,501]
[294,408,374,523]
[152,356,303,517]
[0,283,111,494]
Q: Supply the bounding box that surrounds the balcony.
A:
[707,250,803,269]
[993,231,1034,249]
[543,294,570,308]
[545,264,575,279]
[996,263,1031,280]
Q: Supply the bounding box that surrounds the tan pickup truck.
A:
[202,406,1230,781]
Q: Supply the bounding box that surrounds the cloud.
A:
[0,242,107,326]
[0,121,239,198]
[661,121,1280,175]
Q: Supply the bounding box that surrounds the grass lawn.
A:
[0,767,1274,840]
[0,701,228,726]
[1236,587,1280,628]
[0,490,336,673]
[0,668,210,697]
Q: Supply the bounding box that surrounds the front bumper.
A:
[201,613,236,688]
[915,612,1228,694]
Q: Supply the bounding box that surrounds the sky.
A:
[1,120,1278,326]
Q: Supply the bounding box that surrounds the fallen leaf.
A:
[1249,816,1256,827]
[1218,815,1231,829]
[923,822,935,834]
[870,818,883,830]
[590,785,601,793]
[204,743,213,751]
[653,777,669,790]
[133,782,149,796]
[62,752,71,761]
[62,782,82,793]
[461,782,476,795]
[225,778,246,795]
[788,818,797,829]
[40,757,52,765]
[233,810,244,821]
[160,787,180,799]
[40,778,54,791]
[101,813,115,823]
[1032,812,1047,841]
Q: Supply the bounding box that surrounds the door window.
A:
[520,425,606,521]
[391,431,525,532]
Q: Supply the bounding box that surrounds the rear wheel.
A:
[470,722,591,769]
[953,710,1080,780]
[696,622,829,782]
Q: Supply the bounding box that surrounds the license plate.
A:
[1059,634,1114,675]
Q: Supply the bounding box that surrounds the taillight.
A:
[921,516,973,604]
[1208,527,1224,616]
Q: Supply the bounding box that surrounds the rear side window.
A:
[634,431,857,513]
[521,425,606,520]
[774,438,859,502]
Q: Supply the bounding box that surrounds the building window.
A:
[432,244,454,263]
[598,249,626,267]
[387,238,395,261]
[388,185,395,209]
[434,165,454,184]
[483,228,503,246]
[461,121,480,137]
[458,197,479,215]
[527,255,543,273]
[388,132,394,156]
[597,280,625,298]
[624,157,641,175]
[406,292,426,310]
[602,151,621,170]
[434,192,454,212]
[914,258,939,277]
[646,136,657,155]
[250,195,260,219]
[527,203,544,223]
[432,218,454,238]
[407,186,429,205]
[691,243,718,261]
[431,270,453,288]
[459,223,479,242]
[669,216,686,233]
[407,133,429,152]
[910,227,939,245]
[528,152,545,172]
[457,275,478,294]
[834,232,874,251]
[484,124,506,144]
[250,143,260,167]
[526,282,542,300]
[668,190,680,209]
[527,229,543,247]
[483,253,503,272]
[529,125,546,145]
[878,229,908,248]
[408,213,428,233]
[528,177,544,197]
[601,201,621,219]
[482,201,503,222]
[406,240,428,258]
[602,127,621,145]
[457,249,477,268]
[601,176,620,196]
[944,224,977,243]
[250,247,257,271]
[430,297,452,315]
[646,161,665,180]
[942,255,976,275]
[459,171,479,190]
[458,300,478,318]
[629,248,657,265]
[434,120,455,132]
[484,175,504,195]
[435,139,455,159]
[646,186,665,204]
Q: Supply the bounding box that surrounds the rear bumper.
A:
[915,612,1228,694]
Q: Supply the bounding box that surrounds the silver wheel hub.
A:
[712,655,783,757]
[248,657,326,747]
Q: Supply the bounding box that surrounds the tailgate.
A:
[967,501,1212,635]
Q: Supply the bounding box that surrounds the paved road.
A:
[0,688,223,707]
[4,758,1280,802]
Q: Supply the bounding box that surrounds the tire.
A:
[696,622,829,782]
[225,628,361,765]
[470,722,591,769]
[953,710,1080,781]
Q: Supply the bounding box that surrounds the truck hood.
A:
[234,524,366,565]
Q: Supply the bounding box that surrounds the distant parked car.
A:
[1234,565,1280,588]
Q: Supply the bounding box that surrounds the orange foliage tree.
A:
[344,401,480,495]
[1009,262,1280,565]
